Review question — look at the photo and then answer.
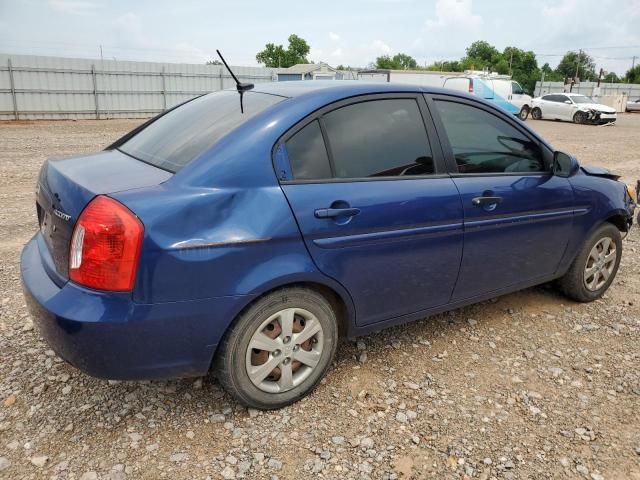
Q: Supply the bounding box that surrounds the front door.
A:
[428,95,574,301]
[277,95,464,325]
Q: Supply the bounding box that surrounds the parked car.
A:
[626,98,640,112]
[443,75,532,120]
[21,82,635,409]
[531,93,617,124]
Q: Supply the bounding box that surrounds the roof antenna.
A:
[216,49,254,113]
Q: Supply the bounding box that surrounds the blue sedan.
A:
[21,81,635,409]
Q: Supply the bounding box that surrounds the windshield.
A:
[119,91,284,172]
[570,95,595,104]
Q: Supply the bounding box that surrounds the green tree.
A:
[555,50,596,82]
[425,60,463,72]
[206,59,222,66]
[603,71,619,83]
[624,65,640,83]
[375,53,418,70]
[256,34,310,68]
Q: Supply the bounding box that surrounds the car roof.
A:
[252,80,449,98]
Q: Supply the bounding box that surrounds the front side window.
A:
[119,91,284,172]
[511,81,524,95]
[434,100,546,174]
[570,95,595,104]
[322,99,434,178]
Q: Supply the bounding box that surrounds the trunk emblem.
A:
[53,209,71,222]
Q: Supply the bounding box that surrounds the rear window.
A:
[119,91,284,172]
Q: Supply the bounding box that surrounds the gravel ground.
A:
[1,115,640,480]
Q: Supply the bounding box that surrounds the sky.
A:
[0,0,639,76]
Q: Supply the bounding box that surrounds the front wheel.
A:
[558,223,622,302]
[531,107,542,120]
[518,105,530,121]
[215,287,338,409]
[573,111,587,124]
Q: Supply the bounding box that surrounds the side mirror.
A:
[564,100,572,104]
[553,151,579,177]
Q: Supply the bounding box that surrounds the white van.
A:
[443,73,532,120]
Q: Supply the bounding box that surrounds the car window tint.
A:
[119,91,284,173]
[286,120,332,180]
[322,99,434,178]
[511,82,524,94]
[434,100,546,174]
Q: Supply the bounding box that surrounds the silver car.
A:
[626,98,640,112]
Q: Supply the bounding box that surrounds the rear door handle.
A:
[472,196,503,206]
[314,207,361,219]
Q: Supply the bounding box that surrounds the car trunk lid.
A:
[36,149,172,281]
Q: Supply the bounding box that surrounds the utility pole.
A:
[99,45,103,60]
[508,51,513,76]
[574,48,581,81]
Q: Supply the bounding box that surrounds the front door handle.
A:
[472,196,503,207]
[314,207,361,219]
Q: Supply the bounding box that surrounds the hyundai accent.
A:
[21,81,635,409]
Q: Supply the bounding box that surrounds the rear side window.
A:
[119,91,284,172]
[434,100,545,174]
[286,121,332,180]
[323,99,433,178]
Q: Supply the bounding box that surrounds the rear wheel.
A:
[215,287,338,409]
[531,107,542,120]
[518,105,530,121]
[573,111,587,124]
[558,223,622,302]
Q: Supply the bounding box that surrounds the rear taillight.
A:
[69,195,143,292]
[468,81,474,93]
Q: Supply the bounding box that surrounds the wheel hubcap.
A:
[584,237,616,291]
[245,308,323,393]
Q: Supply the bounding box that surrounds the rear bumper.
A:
[20,234,253,380]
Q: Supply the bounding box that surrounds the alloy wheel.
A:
[245,308,324,393]
[583,237,617,291]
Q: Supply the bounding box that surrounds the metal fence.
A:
[0,54,283,120]
[535,80,640,99]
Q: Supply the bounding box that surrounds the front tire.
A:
[531,107,542,120]
[518,105,530,121]
[558,223,622,302]
[573,111,587,124]
[215,287,338,409]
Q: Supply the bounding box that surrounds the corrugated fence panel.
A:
[0,53,283,120]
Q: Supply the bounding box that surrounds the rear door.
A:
[276,94,464,326]
[427,94,574,301]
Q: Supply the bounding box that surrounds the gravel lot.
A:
[1,115,639,480]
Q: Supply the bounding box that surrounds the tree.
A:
[603,71,620,83]
[624,65,640,83]
[375,53,418,70]
[206,59,222,66]
[555,50,596,82]
[256,34,310,68]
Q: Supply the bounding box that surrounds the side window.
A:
[322,99,434,178]
[286,120,332,180]
[434,100,546,174]
[511,81,524,95]
[557,95,570,103]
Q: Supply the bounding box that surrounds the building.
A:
[276,63,339,81]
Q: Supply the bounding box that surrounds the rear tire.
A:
[558,223,622,302]
[215,287,338,409]
[518,106,530,121]
[531,107,542,120]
